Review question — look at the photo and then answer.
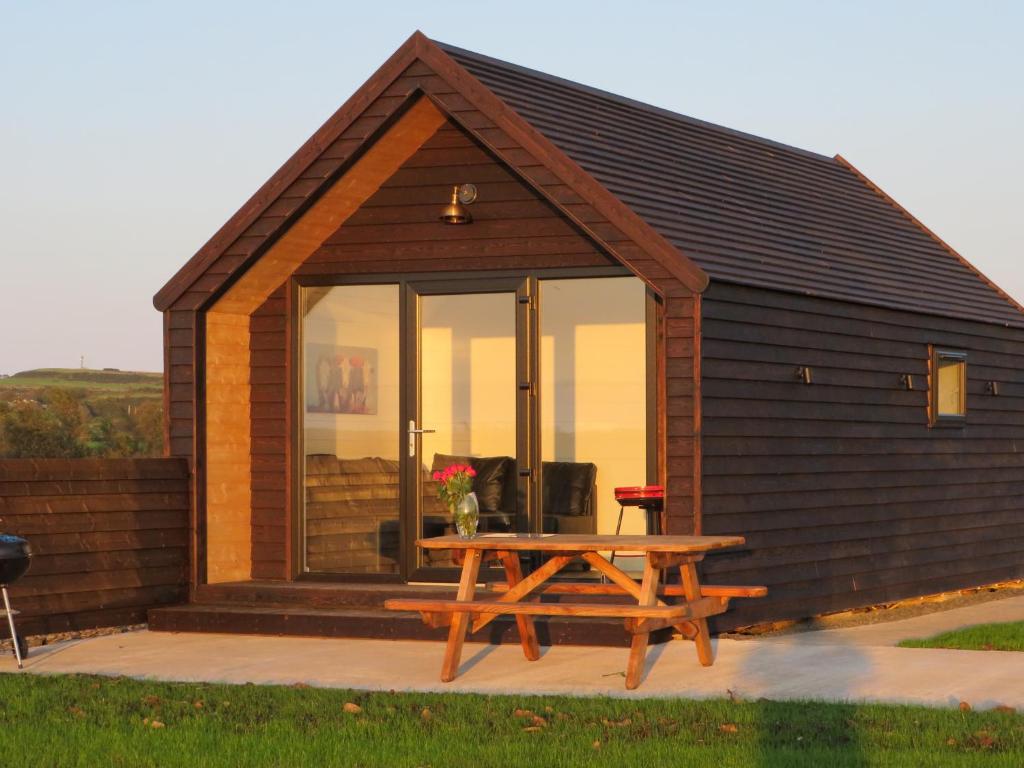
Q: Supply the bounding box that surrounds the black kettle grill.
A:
[0,534,32,668]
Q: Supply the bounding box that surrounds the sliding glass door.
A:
[299,284,402,575]
[298,272,653,580]
[409,283,526,576]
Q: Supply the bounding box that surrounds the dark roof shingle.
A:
[440,41,1023,327]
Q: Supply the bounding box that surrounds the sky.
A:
[1,1,1021,374]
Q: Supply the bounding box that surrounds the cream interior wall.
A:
[420,293,517,467]
[540,277,648,536]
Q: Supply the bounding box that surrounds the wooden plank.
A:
[418,534,743,553]
[387,598,694,620]
[470,554,572,634]
[499,551,541,660]
[440,548,482,682]
[625,558,659,690]
[624,596,728,633]
[486,581,767,598]
[211,98,448,316]
[155,34,433,311]
[679,560,714,666]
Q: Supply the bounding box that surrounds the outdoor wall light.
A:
[986,380,1000,396]
[899,373,915,391]
[440,183,478,224]
[795,365,813,385]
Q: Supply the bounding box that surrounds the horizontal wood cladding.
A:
[165,309,195,459]
[161,51,698,582]
[248,118,698,573]
[0,458,189,637]
[299,121,618,275]
[698,282,1024,630]
[250,288,288,580]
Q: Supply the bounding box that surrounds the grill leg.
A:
[609,504,626,567]
[2,587,23,669]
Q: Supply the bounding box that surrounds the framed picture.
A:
[305,344,378,415]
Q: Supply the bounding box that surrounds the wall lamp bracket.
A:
[440,183,478,225]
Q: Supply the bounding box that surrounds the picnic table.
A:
[384,533,765,689]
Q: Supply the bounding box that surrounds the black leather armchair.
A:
[541,461,597,535]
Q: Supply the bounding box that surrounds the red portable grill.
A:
[610,485,664,566]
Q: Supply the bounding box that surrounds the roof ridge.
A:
[433,38,834,164]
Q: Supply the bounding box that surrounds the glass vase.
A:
[452,492,480,539]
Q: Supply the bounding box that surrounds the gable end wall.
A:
[247,116,700,578]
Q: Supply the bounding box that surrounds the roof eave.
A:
[154,31,709,312]
[834,154,1024,322]
[416,37,708,295]
[153,31,435,311]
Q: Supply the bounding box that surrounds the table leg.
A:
[499,551,541,661]
[441,547,483,682]
[680,561,714,666]
[625,556,660,690]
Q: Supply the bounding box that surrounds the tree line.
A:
[0,388,163,458]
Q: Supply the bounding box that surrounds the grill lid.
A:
[0,534,31,585]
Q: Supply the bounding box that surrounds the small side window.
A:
[930,347,966,425]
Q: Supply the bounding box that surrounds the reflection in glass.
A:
[936,353,966,417]
[301,284,400,574]
[419,293,518,567]
[539,277,648,551]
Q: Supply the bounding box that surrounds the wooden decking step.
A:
[147,602,670,648]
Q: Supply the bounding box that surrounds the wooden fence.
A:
[0,458,190,637]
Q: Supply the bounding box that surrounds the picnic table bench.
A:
[384,533,765,689]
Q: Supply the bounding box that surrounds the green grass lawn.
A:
[899,621,1024,652]
[0,674,1021,767]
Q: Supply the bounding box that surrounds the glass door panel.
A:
[300,284,401,575]
[416,291,520,570]
[539,277,648,571]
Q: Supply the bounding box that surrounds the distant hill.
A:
[0,368,162,398]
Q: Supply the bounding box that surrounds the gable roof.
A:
[156,32,1023,329]
[153,31,706,312]
[437,42,1024,328]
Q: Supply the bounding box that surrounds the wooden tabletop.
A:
[415,533,745,553]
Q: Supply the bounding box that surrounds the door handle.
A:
[408,420,436,457]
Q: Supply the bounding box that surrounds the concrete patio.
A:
[3,594,1022,710]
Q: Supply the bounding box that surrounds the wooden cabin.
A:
[150,32,1024,639]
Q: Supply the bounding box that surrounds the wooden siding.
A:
[247,118,698,577]
[165,309,195,459]
[0,459,189,637]
[301,121,618,274]
[250,287,288,579]
[204,311,252,582]
[162,54,699,583]
[699,282,1024,629]
[162,55,704,474]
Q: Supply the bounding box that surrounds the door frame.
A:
[289,265,654,582]
[404,276,531,582]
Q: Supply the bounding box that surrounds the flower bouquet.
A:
[432,463,480,539]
